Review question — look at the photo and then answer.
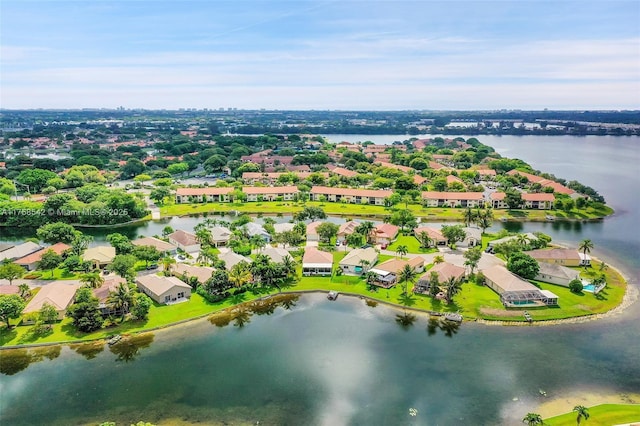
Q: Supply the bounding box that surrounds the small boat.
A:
[327,291,339,301]
[523,311,533,322]
[108,335,122,346]
[539,389,547,397]
[443,313,463,323]
[545,215,555,221]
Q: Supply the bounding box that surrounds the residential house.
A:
[273,222,295,234]
[93,275,127,315]
[459,227,482,248]
[414,262,466,294]
[168,230,201,253]
[261,247,293,264]
[506,170,576,197]
[245,222,271,242]
[488,233,538,248]
[210,226,232,247]
[339,247,379,275]
[328,166,358,179]
[310,186,392,205]
[175,187,234,203]
[173,263,215,285]
[446,175,466,187]
[136,274,191,305]
[369,257,425,288]
[23,281,81,322]
[15,243,70,271]
[306,221,323,242]
[413,175,428,185]
[372,223,399,246]
[481,265,558,307]
[218,250,252,271]
[0,243,15,253]
[337,221,360,243]
[475,169,497,180]
[522,193,555,209]
[421,191,484,208]
[535,262,581,287]
[83,246,116,269]
[243,186,299,202]
[302,247,333,276]
[413,226,448,247]
[489,192,509,209]
[375,161,413,173]
[132,236,178,254]
[527,248,589,267]
[0,242,41,262]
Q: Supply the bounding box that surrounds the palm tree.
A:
[229,261,252,289]
[475,208,494,234]
[444,276,462,304]
[18,283,31,299]
[107,282,133,322]
[281,255,297,282]
[356,221,375,244]
[573,405,590,425]
[250,235,266,253]
[516,233,530,247]
[598,261,608,272]
[195,228,213,248]
[578,239,594,267]
[396,245,408,259]
[358,259,370,274]
[79,271,105,289]
[433,255,445,264]
[398,264,417,296]
[162,256,176,275]
[463,207,475,227]
[416,231,432,250]
[522,412,544,426]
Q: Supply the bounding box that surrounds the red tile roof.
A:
[176,187,234,196]
[311,186,393,198]
[422,191,484,200]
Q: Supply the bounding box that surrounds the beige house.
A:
[168,230,201,253]
[242,186,299,201]
[210,226,232,247]
[310,186,392,205]
[302,247,333,276]
[481,265,558,307]
[372,223,399,245]
[136,274,191,305]
[527,248,589,267]
[83,246,116,269]
[421,191,484,208]
[522,193,555,209]
[261,247,293,264]
[337,221,360,243]
[369,257,425,288]
[339,247,378,275]
[93,275,127,315]
[175,187,234,203]
[132,236,177,254]
[23,281,81,322]
[413,226,448,247]
[173,263,215,284]
[535,262,581,287]
[306,221,323,242]
[218,251,252,271]
[414,262,466,294]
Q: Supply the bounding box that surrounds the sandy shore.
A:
[536,391,640,418]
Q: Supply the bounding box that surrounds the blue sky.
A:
[1,0,639,110]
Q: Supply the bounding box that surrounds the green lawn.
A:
[544,404,640,425]
[387,235,438,254]
[28,267,81,281]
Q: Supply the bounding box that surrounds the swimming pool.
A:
[583,283,596,293]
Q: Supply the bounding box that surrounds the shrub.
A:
[569,279,583,293]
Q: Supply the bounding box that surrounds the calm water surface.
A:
[1,136,639,426]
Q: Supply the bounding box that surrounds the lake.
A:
[1,136,639,425]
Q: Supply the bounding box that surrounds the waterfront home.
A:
[310,186,392,205]
[527,248,590,267]
[132,236,178,254]
[83,246,116,270]
[369,257,425,287]
[414,262,466,294]
[15,243,70,271]
[489,192,509,209]
[245,222,271,242]
[306,221,323,242]
[339,247,378,275]
[175,187,234,203]
[458,227,482,248]
[243,186,299,202]
[488,233,538,248]
[481,265,558,307]
[93,275,127,315]
[272,222,295,234]
[168,230,200,253]
[522,192,555,209]
[506,170,576,197]
[337,220,360,243]
[218,251,252,271]
[136,274,191,305]
[0,243,15,253]
[372,223,399,246]
[535,262,581,286]
[421,191,484,208]
[210,226,232,247]
[261,247,293,264]
[173,263,215,284]
[0,241,41,262]
[302,247,333,276]
[23,281,81,322]
[413,226,448,247]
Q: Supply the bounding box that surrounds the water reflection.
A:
[108,333,154,363]
[0,345,61,376]
[208,294,300,329]
[395,312,417,330]
[427,317,461,338]
[70,341,105,360]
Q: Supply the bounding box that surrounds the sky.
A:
[1,0,639,110]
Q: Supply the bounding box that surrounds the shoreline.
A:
[535,390,640,418]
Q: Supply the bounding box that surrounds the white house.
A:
[339,247,378,275]
[302,247,333,276]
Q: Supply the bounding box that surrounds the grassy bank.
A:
[543,403,640,425]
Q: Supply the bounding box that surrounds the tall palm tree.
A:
[398,264,417,296]
[356,221,375,244]
[229,261,252,289]
[195,228,213,248]
[107,282,133,322]
[516,233,530,247]
[281,255,297,282]
[433,255,445,264]
[444,276,462,304]
[79,271,104,289]
[358,259,370,274]
[416,231,432,250]
[463,207,475,227]
[250,235,266,253]
[162,256,176,275]
[578,239,594,266]
[522,412,544,426]
[396,245,408,259]
[573,405,589,425]
[475,208,494,234]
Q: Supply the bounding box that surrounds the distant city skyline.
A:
[1,1,639,110]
